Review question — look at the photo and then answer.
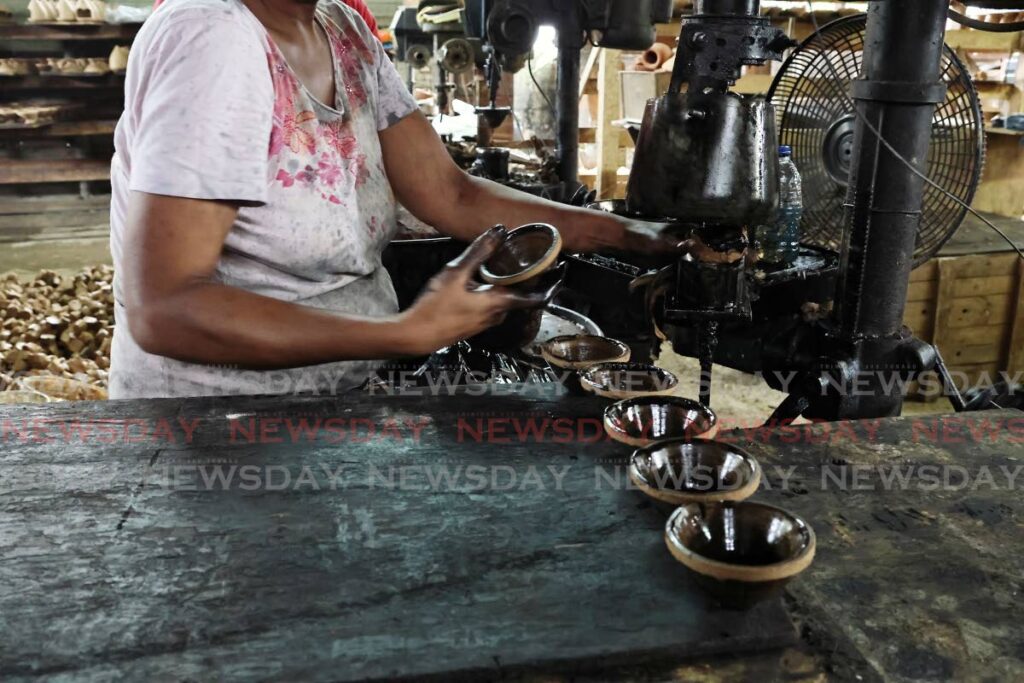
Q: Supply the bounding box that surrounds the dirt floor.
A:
[0,238,111,279]
[654,342,949,429]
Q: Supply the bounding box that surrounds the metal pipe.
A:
[556,41,581,185]
[835,0,951,340]
[694,0,760,16]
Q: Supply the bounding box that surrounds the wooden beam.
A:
[1007,258,1024,374]
[595,48,622,200]
[578,47,600,101]
[0,22,141,41]
[0,159,109,184]
[944,29,1023,52]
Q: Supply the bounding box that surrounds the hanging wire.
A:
[527,54,557,122]
[802,1,1024,262]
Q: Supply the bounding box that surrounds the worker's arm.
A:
[379,112,680,254]
[121,193,537,367]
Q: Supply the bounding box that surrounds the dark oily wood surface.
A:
[735,408,1024,683]
[1,392,1022,681]
[0,388,795,682]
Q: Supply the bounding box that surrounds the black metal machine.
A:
[392,0,673,194]
[387,0,1015,422]
[604,0,1003,421]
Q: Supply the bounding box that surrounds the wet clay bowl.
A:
[665,502,816,610]
[628,438,760,508]
[470,262,567,350]
[603,395,717,447]
[579,362,678,400]
[480,223,562,286]
[541,334,631,392]
[541,334,631,371]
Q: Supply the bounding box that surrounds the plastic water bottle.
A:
[761,145,802,265]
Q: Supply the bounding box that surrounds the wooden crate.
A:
[905,252,1024,395]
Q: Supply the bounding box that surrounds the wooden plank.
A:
[938,253,1019,279]
[0,207,108,230]
[0,119,117,138]
[0,391,796,681]
[595,48,623,200]
[903,306,934,338]
[944,29,1024,52]
[1007,258,1024,374]
[951,275,1016,298]
[932,258,961,354]
[578,47,600,101]
[909,260,938,283]
[0,159,109,184]
[943,362,1003,391]
[973,134,1024,218]
[946,294,1015,328]
[0,222,108,243]
[0,22,141,41]
[0,194,109,214]
[578,126,633,146]
[3,395,1024,681]
[907,279,938,302]
[942,324,1006,348]
[0,75,125,91]
[945,343,1004,365]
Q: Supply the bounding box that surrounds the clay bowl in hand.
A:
[664,502,816,610]
[579,362,678,400]
[603,395,717,447]
[480,223,562,287]
[629,438,761,507]
[470,262,567,350]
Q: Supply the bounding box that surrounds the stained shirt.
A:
[109,0,418,398]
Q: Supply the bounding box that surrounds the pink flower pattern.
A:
[265,15,374,206]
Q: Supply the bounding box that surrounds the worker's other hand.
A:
[401,226,545,355]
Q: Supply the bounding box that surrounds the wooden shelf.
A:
[945,29,1023,52]
[0,119,118,138]
[0,74,125,90]
[0,22,141,41]
[0,158,110,184]
[985,126,1024,137]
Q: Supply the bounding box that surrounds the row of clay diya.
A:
[480,222,817,611]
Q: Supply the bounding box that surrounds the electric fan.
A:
[768,14,986,266]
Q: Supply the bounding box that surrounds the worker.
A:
[110,0,679,398]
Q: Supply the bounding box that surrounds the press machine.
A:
[391,0,1013,423]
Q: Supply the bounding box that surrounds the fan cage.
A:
[767,14,985,266]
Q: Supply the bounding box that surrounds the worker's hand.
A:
[617,219,691,255]
[401,226,545,354]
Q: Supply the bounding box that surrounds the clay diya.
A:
[469,223,566,350]
[629,438,761,506]
[603,395,717,447]
[664,502,816,609]
[540,334,631,392]
[541,334,631,370]
[470,261,566,350]
[480,223,562,286]
[579,362,678,400]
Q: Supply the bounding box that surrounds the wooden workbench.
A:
[1,388,1022,681]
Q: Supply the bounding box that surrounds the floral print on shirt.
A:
[265,16,372,205]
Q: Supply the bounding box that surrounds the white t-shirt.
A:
[109,0,419,398]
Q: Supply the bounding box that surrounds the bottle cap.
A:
[779,145,792,157]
